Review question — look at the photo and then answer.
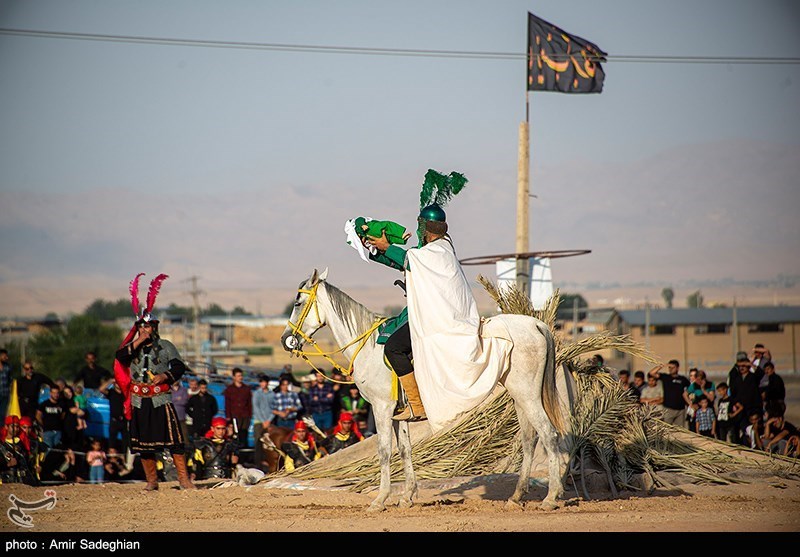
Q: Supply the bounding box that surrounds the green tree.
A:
[204,303,227,317]
[282,301,295,317]
[556,293,589,321]
[84,298,133,320]
[1,339,26,375]
[165,303,191,318]
[687,290,704,308]
[661,287,674,309]
[26,315,123,381]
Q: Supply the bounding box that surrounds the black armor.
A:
[192,437,239,480]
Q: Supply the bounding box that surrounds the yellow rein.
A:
[287,282,387,382]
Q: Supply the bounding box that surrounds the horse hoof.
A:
[539,500,560,511]
[398,499,414,509]
[367,502,385,513]
[505,499,524,510]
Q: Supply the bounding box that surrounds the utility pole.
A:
[184,276,204,370]
[644,296,651,352]
[515,118,530,294]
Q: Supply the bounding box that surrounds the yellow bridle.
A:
[286,281,387,381]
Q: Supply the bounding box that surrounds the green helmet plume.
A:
[416,169,468,246]
[419,169,468,211]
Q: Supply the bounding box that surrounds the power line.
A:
[1,27,799,65]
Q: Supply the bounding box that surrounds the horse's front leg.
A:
[395,420,417,508]
[368,405,396,513]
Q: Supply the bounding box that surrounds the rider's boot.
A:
[393,372,427,422]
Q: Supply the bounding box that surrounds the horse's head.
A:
[280,268,329,353]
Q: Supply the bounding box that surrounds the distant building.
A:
[608,306,800,376]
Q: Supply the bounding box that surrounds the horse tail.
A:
[537,322,565,435]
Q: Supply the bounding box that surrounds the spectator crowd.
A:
[0,353,375,486]
[617,343,798,457]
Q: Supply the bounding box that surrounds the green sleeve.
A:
[368,245,407,272]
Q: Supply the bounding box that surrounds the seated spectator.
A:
[0,416,33,484]
[18,416,43,484]
[44,448,79,483]
[762,412,798,455]
[104,446,132,482]
[191,417,240,481]
[322,412,363,455]
[694,396,716,438]
[281,420,321,472]
[743,410,765,450]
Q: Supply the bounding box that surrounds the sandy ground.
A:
[1,458,798,535]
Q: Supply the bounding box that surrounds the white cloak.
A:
[405,237,513,432]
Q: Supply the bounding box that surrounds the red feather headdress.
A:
[115,272,170,419]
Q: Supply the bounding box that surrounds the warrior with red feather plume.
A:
[114,273,196,491]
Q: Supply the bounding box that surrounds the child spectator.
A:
[714,382,737,443]
[73,384,88,431]
[86,439,107,484]
[694,396,715,438]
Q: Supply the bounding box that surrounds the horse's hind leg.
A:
[538,421,565,511]
[508,401,538,509]
[395,420,417,508]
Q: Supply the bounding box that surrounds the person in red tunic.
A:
[114,273,195,491]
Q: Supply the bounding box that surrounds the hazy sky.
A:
[1,0,799,318]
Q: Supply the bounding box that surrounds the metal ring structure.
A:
[459,249,591,266]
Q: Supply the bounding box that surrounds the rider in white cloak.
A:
[363,170,512,433]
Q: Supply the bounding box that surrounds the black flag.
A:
[527,12,606,93]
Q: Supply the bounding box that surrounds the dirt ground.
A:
[1,462,799,535]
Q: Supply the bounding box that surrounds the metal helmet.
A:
[418,203,446,223]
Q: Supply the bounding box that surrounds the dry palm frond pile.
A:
[270,278,799,495]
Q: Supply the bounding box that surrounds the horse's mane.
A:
[322,281,382,339]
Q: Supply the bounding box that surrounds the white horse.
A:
[280,268,572,511]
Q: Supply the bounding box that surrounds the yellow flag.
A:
[6,379,21,418]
